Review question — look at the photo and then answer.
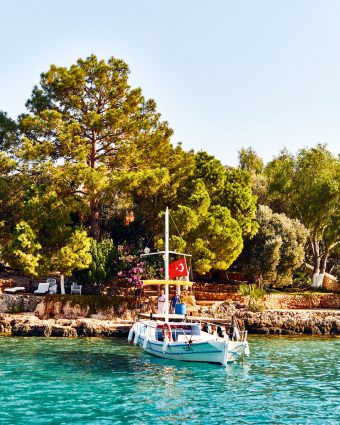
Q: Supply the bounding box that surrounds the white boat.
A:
[127,208,250,366]
[128,319,249,365]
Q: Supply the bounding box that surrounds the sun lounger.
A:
[34,282,50,295]
[4,286,26,294]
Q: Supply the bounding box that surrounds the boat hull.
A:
[135,334,247,364]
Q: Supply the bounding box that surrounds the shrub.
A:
[238,283,265,299]
[248,300,265,312]
[238,283,265,312]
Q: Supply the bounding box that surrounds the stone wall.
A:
[263,293,340,309]
[194,286,340,310]
[0,294,137,320]
[0,294,42,313]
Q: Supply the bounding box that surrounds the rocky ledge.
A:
[0,313,133,337]
[238,310,340,335]
[0,309,339,337]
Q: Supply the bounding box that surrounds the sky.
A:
[1,0,339,166]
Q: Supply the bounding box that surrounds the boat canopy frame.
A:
[142,279,193,287]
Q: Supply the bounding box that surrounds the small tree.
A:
[72,238,117,291]
[266,145,340,287]
[241,205,308,288]
[2,221,42,277]
[53,229,92,294]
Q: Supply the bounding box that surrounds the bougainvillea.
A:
[117,245,164,287]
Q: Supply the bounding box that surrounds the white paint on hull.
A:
[135,335,247,364]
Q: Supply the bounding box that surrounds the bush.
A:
[73,238,117,290]
[238,283,265,299]
[248,300,265,312]
[238,283,265,312]
[293,270,312,287]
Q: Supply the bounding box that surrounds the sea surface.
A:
[0,336,339,425]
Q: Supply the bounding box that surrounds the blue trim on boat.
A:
[140,336,221,348]
[145,345,223,355]
[138,337,242,356]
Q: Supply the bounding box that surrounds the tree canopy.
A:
[1,55,337,289]
[0,55,259,281]
[155,151,258,274]
[18,55,176,239]
[240,205,308,288]
[266,145,340,287]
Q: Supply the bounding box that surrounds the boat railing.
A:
[174,326,191,343]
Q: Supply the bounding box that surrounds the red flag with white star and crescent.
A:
[168,258,188,279]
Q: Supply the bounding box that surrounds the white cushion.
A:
[4,287,25,293]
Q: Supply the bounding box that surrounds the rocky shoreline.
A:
[0,309,339,337]
[238,309,340,335]
[0,292,339,337]
[0,313,132,337]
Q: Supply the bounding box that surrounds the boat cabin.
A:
[140,321,203,343]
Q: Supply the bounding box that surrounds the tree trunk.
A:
[90,198,100,240]
[316,249,329,288]
[257,274,263,290]
[60,274,65,295]
[311,239,321,288]
[89,137,100,240]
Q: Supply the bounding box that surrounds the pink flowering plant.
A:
[117,244,164,287]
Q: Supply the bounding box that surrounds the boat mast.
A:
[164,207,169,322]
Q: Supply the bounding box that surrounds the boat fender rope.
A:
[133,329,140,345]
[223,341,229,366]
[162,340,168,353]
[143,335,149,349]
[127,327,134,342]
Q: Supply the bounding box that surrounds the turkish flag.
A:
[169,258,188,279]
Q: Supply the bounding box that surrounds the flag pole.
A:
[164,207,169,322]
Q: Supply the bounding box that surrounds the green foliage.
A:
[0,111,18,152]
[238,147,264,175]
[73,238,117,286]
[241,205,308,287]
[54,229,92,276]
[0,57,261,281]
[293,270,312,287]
[238,283,265,299]
[238,283,265,312]
[159,150,258,276]
[266,145,339,283]
[2,221,42,277]
[248,300,265,312]
[1,179,92,278]
[166,203,243,275]
[18,55,175,239]
[0,154,23,245]
[222,168,258,238]
[192,152,258,239]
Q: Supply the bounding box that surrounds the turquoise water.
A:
[0,336,339,424]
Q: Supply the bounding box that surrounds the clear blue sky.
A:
[1,0,339,166]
